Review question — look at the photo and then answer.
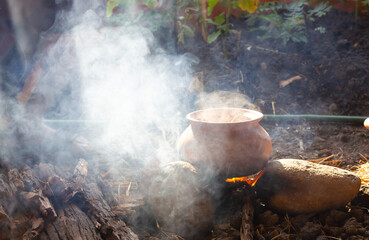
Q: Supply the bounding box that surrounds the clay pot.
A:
[177,108,272,177]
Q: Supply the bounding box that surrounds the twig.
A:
[102,168,114,178]
[359,153,368,162]
[244,43,288,55]
[272,101,276,115]
[125,182,132,197]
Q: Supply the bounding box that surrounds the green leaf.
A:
[208,0,221,16]
[363,0,369,6]
[239,0,259,14]
[207,31,221,43]
[214,12,225,25]
[183,24,195,37]
[205,18,216,24]
[178,31,184,44]
[229,29,240,34]
[142,0,157,9]
[106,0,121,17]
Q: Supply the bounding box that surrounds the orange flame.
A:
[226,168,266,187]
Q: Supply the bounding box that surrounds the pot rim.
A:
[186,108,263,125]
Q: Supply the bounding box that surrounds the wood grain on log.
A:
[240,195,254,240]
[0,160,138,240]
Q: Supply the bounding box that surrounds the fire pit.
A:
[177,108,272,177]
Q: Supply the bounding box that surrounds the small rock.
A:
[300,222,322,240]
[350,208,364,222]
[148,161,213,239]
[257,210,279,227]
[324,215,336,226]
[291,214,311,230]
[328,209,350,225]
[343,217,362,235]
[326,226,344,236]
[257,159,361,214]
[260,62,267,70]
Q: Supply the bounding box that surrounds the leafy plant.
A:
[176,0,202,44]
[246,0,331,45]
[106,0,175,32]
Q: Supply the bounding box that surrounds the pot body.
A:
[177,108,272,177]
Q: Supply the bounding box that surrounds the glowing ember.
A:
[226,168,266,187]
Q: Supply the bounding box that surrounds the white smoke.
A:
[1,1,195,169]
[42,3,194,166]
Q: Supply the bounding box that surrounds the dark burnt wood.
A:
[240,195,254,240]
[0,159,138,240]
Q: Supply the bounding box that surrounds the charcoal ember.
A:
[299,222,322,240]
[257,159,361,214]
[148,161,213,239]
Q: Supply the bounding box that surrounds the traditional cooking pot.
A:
[177,108,272,177]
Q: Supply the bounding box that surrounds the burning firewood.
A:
[226,168,266,186]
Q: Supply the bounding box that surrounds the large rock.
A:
[256,159,361,214]
[148,161,213,239]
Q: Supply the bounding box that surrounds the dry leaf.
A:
[279,75,302,88]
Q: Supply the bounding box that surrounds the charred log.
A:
[240,195,254,240]
[0,159,138,240]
